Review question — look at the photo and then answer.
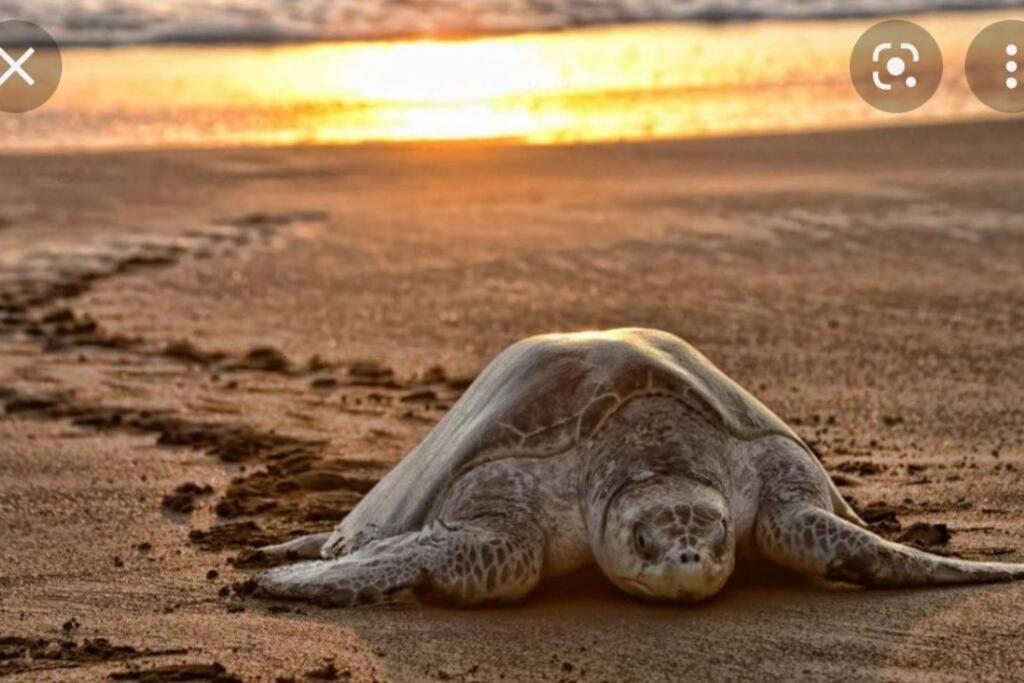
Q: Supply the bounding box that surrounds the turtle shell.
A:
[327,328,854,555]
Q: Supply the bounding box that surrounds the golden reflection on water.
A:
[14,10,1015,149]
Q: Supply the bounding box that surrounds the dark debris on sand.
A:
[109,661,241,682]
[304,660,350,681]
[310,376,339,391]
[0,214,315,367]
[0,211,313,340]
[833,460,886,476]
[233,347,291,373]
[162,482,215,514]
[830,474,857,488]
[854,501,956,552]
[857,502,902,533]
[898,522,952,550]
[163,340,228,365]
[0,242,184,314]
[345,359,401,389]
[8,305,138,352]
[189,522,281,552]
[225,210,329,229]
[0,635,187,677]
[0,385,321,465]
[163,340,296,376]
[0,385,346,548]
[0,382,394,551]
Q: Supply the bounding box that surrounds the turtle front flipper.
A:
[756,503,1024,587]
[254,522,544,607]
[254,557,424,607]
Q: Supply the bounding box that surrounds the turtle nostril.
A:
[679,551,701,564]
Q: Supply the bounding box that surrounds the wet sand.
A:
[2,119,1024,681]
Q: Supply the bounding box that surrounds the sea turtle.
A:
[253,328,1024,606]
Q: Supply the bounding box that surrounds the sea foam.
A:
[4,0,1022,45]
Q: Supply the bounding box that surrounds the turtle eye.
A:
[632,524,654,558]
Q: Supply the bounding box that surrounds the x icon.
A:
[0,47,35,87]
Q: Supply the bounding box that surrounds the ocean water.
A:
[0,10,1010,150]
[0,6,1019,150]
[2,0,1023,44]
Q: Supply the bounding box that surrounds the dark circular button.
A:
[0,20,62,114]
[850,20,942,114]
[966,20,1024,114]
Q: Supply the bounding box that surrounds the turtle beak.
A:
[616,577,654,598]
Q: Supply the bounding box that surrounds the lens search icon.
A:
[872,42,920,91]
[851,21,942,113]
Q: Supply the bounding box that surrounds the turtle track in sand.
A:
[0,633,192,678]
[0,211,473,560]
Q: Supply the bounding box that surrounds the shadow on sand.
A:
[264,563,1024,681]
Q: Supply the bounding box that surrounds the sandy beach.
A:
[2,119,1024,681]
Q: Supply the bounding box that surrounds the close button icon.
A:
[1,47,36,86]
[0,20,62,114]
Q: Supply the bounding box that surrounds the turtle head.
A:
[596,473,735,602]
